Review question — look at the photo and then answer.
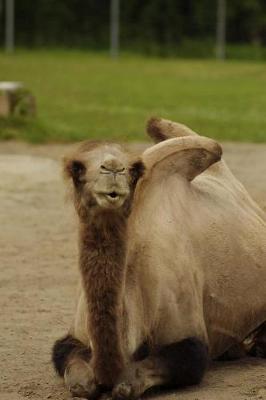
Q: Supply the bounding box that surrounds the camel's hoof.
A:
[112,382,134,400]
[99,393,112,400]
[72,397,88,400]
[69,381,99,399]
[65,362,99,400]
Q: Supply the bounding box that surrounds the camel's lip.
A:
[95,190,127,204]
[107,191,119,198]
[105,191,121,203]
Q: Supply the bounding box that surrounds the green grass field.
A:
[0,50,266,142]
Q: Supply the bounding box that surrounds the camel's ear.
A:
[63,157,86,185]
[147,117,198,142]
[142,136,222,181]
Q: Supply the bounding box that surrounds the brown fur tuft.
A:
[129,159,146,188]
[52,334,91,377]
[146,117,166,143]
[79,213,127,385]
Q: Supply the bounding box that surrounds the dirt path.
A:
[0,141,265,400]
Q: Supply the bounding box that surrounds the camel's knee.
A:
[156,337,209,386]
[52,334,91,377]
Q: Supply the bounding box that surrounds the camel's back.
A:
[192,168,266,356]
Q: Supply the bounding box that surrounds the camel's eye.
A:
[70,160,86,184]
[72,160,85,175]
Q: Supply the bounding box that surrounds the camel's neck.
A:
[79,211,127,386]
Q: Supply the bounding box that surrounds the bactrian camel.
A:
[52,118,266,400]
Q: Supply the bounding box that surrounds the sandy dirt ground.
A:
[0,141,265,400]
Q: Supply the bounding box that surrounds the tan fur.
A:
[61,120,266,396]
[141,118,266,357]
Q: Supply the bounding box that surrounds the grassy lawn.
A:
[0,50,266,143]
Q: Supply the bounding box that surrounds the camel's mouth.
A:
[105,191,123,202]
[107,191,118,199]
[94,190,128,208]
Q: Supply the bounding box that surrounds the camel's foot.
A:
[111,360,163,400]
[112,338,208,400]
[112,382,134,400]
[64,359,99,399]
[72,398,88,400]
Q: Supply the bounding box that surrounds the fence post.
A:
[216,0,226,60]
[5,0,15,53]
[110,0,120,58]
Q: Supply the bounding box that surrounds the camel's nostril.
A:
[101,165,125,174]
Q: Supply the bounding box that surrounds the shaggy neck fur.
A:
[79,210,128,386]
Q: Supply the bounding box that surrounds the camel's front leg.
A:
[112,337,209,400]
[52,335,100,399]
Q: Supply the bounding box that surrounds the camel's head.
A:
[63,141,144,217]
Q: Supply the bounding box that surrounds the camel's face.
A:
[84,145,131,210]
[65,143,144,212]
